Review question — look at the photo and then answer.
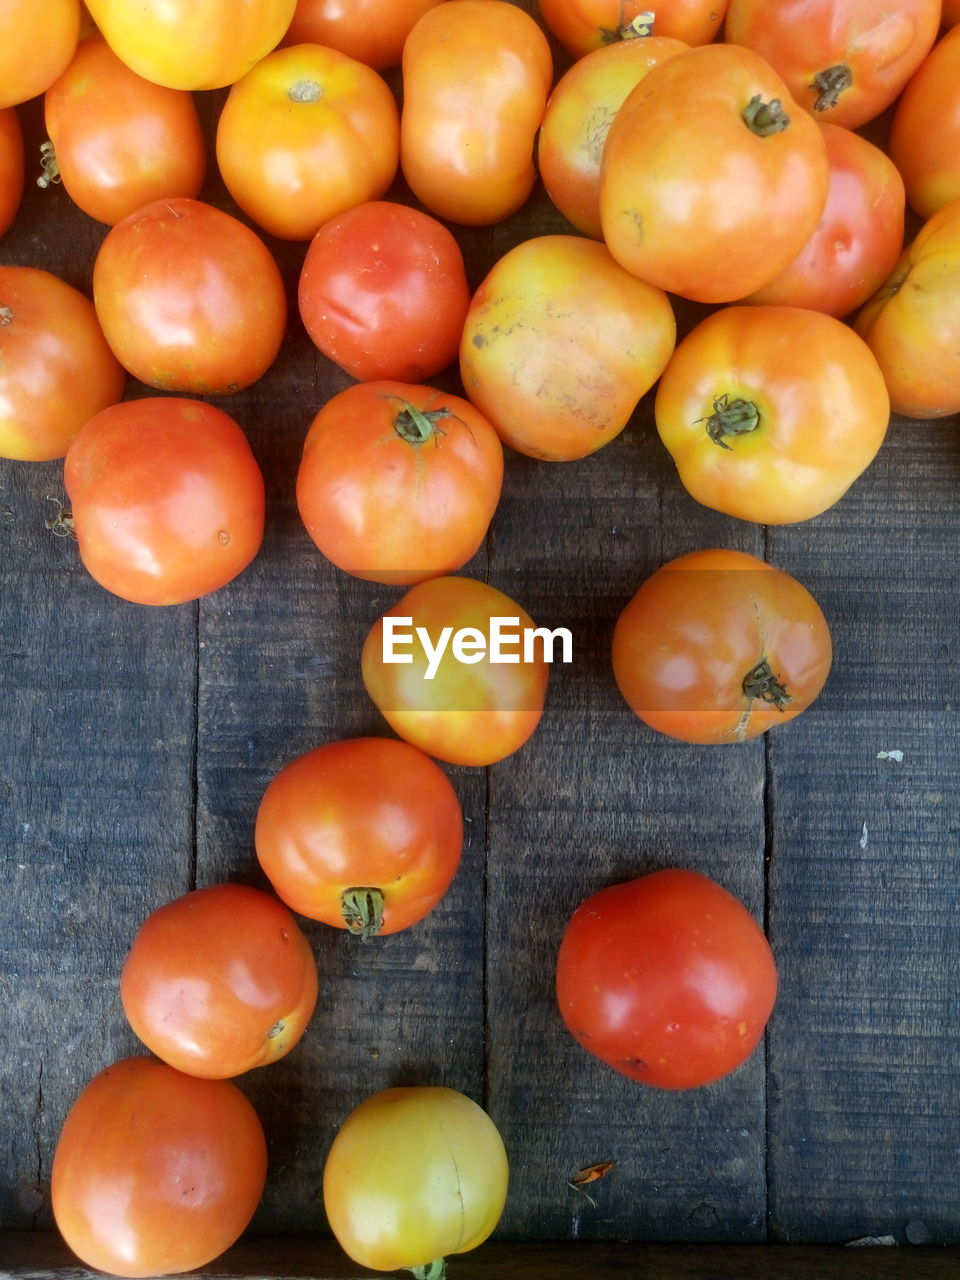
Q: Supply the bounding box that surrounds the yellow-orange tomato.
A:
[889,25,960,220]
[0,0,80,107]
[216,43,399,241]
[539,0,727,55]
[654,305,890,524]
[42,33,206,226]
[855,199,960,419]
[283,0,445,69]
[538,35,689,239]
[460,234,675,461]
[0,107,24,237]
[401,0,552,226]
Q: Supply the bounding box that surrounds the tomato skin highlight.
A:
[556,869,778,1089]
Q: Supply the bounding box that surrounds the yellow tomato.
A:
[0,0,80,107]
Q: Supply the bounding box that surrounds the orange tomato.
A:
[283,0,446,69]
[539,0,726,55]
[0,106,24,237]
[0,0,80,107]
[889,25,960,220]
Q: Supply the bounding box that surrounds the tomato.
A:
[255,737,463,936]
[296,381,503,586]
[361,575,551,767]
[460,235,675,461]
[52,1056,267,1277]
[401,0,553,226]
[120,883,318,1079]
[63,397,265,605]
[82,0,296,91]
[323,1086,508,1273]
[0,0,80,108]
[654,305,890,524]
[888,25,960,221]
[599,43,829,304]
[743,122,906,319]
[40,33,205,227]
[611,548,832,745]
[944,0,960,27]
[298,202,471,382]
[216,44,399,242]
[724,0,941,131]
[92,197,286,395]
[0,107,24,237]
[538,0,726,54]
[537,36,689,239]
[556,869,778,1089]
[0,267,125,462]
[283,0,446,70]
[855,199,960,419]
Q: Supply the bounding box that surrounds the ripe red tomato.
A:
[254,737,463,935]
[654,304,890,524]
[459,234,675,461]
[537,36,689,239]
[0,107,24,237]
[556,869,778,1089]
[120,883,319,1078]
[52,1056,267,1277]
[0,266,125,462]
[0,0,80,108]
[215,44,399,242]
[888,25,960,221]
[41,32,206,226]
[92,197,287,394]
[743,122,905,319]
[401,0,553,225]
[298,202,471,383]
[600,43,829,303]
[296,381,503,586]
[63,397,265,605]
[283,0,446,70]
[611,548,833,745]
[539,0,726,54]
[361,575,551,767]
[724,0,941,130]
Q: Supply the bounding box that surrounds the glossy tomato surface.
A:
[654,304,890,523]
[611,548,832,745]
[51,1056,267,1277]
[92,197,287,394]
[0,266,125,462]
[120,883,319,1078]
[460,234,675,461]
[539,0,726,53]
[323,1086,508,1272]
[64,397,265,605]
[296,381,503,585]
[283,0,445,69]
[255,736,463,935]
[361,575,551,767]
[889,25,960,220]
[0,107,24,237]
[556,869,778,1089]
[0,0,80,107]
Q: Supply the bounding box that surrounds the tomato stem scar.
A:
[341,887,385,940]
[701,394,761,449]
[742,659,791,710]
[393,401,447,445]
[288,79,323,104]
[811,63,853,112]
[742,94,791,135]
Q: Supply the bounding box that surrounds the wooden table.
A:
[2,8,958,1275]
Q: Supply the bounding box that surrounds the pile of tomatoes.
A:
[3,0,960,1274]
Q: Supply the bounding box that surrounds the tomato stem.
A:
[811,64,853,112]
[394,401,447,446]
[406,1261,446,1279]
[340,887,385,941]
[36,140,61,190]
[621,11,655,38]
[742,659,791,711]
[701,394,761,450]
[741,95,790,136]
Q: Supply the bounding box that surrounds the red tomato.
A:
[361,575,551,767]
[401,0,553,226]
[743,122,906,319]
[556,869,778,1089]
[0,107,24,237]
[611,548,832,745]
[63,397,265,605]
[600,43,829,304]
[855,199,960,419]
[724,0,941,131]
[120,883,319,1078]
[92,197,287,394]
[0,0,80,107]
[654,305,890,524]
[52,1056,267,1277]
[889,25,960,220]
[215,44,399,242]
[41,33,206,226]
[255,737,463,935]
[283,0,446,69]
[538,0,727,54]
[459,234,675,461]
[298,202,471,382]
[0,266,125,462]
[944,0,960,27]
[83,0,296,91]
[537,36,689,239]
[296,381,503,586]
